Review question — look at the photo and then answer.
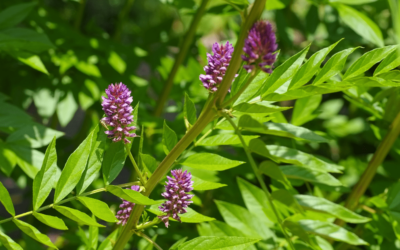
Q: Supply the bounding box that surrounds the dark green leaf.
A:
[0,141,17,176]
[0,181,15,216]
[54,206,105,227]
[13,219,58,249]
[162,120,178,155]
[106,185,161,205]
[78,196,117,222]
[0,2,37,30]
[33,212,68,230]
[259,161,290,188]
[102,141,131,185]
[141,153,158,176]
[178,236,260,250]
[180,153,244,171]
[0,28,54,54]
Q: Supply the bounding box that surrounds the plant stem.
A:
[153,0,210,116]
[74,0,86,31]
[113,0,136,41]
[336,110,400,227]
[223,113,295,250]
[0,182,139,225]
[136,232,163,250]
[125,143,146,185]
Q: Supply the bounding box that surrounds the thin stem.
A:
[113,0,136,41]
[0,182,139,225]
[223,113,295,250]
[136,232,163,250]
[125,143,146,185]
[136,218,162,230]
[74,0,87,31]
[153,0,210,116]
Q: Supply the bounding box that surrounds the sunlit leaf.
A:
[180,153,244,171]
[33,212,68,230]
[54,206,105,227]
[106,185,161,205]
[13,219,58,249]
[0,181,15,216]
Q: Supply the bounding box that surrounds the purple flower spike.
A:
[101,83,137,144]
[199,41,235,92]
[116,185,140,225]
[158,169,194,228]
[242,21,278,73]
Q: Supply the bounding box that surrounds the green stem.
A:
[223,113,295,250]
[113,0,136,41]
[74,0,87,31]
[336,110,400,227]
[136,232,163,250]
[153,0,210,116]
[0,182,139,225]
[136,218,162,230]
[125,143,146,185]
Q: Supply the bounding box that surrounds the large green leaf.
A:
[32,137,57,210]
[0,231,23,250]
[33,212,68,230]
[177,236,260,250]
[0,181,15,216]
[163,120,178,155]
[335,3,383,47]
[192,176,227,191]
[147,205,215,223]
[54,206,105,227]
[295,195,370,223]
[297,220,368,245]
[6,124,64,148]
[374,48,400,76]
[0,2,37,30]
[77,196,117,222]
[233,101,291,116]
[180,153,244,171]
[76,125,107,194]
[197,134,259,146]
[15,53,48,75]
[106,185,161,205]
[102,141,131,185]
[280,165,342,186]
[54,130,93,203]
[13,219,58,249]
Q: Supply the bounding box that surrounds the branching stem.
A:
[125,143,146,185]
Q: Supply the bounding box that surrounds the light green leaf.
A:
[76,125,107,194]
[291,95,322,126]
[180,153,244,171]
[233,101,290,116]
[78,196,117,222]
[56,91,78,127]
[147,205,215,223]
[7,144,45,179]
[54,130,93,203]
[106,185,161,205]
[33,212,68,230]
[0,231,23,250]
[261,122,329,143]
[75,61,101,77]
[17,54,48,75]
[335,3,383,47]
[184,93,197,127]
[170,237,188,249]
[108,51,126,74]
[261,44,310,97]
[215,200,274,239]
[344,46,397,80]
[32,137,57,210]
[98,228,119,250]
[297,220,368,245]
[330,0,377,5]
[13,219,58,249]
[281,165,342,186]
[374,48,400,76]
[6,124,64,148]
[163,120,178,155]
[192,176,227,191]
[234,71,268,106]
[313,47,359,85]
[197,134,259,146]
[102,141,131,185]
[0,181,15,216]
[0,2,37,30]
[289,40,341,89]
[198,221,248,237]
[178,236,260,250]
[295,195,370,223]
[0,141,17,176]
[266,0,286,10]
[54,206,105,227]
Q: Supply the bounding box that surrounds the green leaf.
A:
[197,134,259,146]
[335,3,383,47]
[13,219,58,249]
[0,141,17,176]
[233,101,291,116]
[54,130,93,203]
[184,93,197,126]
[147,205,215,223]
[162,120,178,155]
[141,153,158,176]
[289,40,341,90]
[180,153,244,171]
[231,67,251,97]
[106,185,161,205]
[297,220,368,245]
[102,141,131,185]
[291,95,322,126]
[17,54,48,75]
[33,212,68,230]
[32,137,58,210]
[75,61,101,77]
[0,2,37,30]
[259,161,290,188]
[192,176,227,191]
[77,196,117,222]
[294,195,370,223]
[76,125,107,194]
[0,28,54,54]
[7,144,46,179]
[387,182,400,212]
[170,237,188,250]
[198,221,248,237]
[177,236,260,250]
[0,181,15,216]
[266,0,286,10]
[374,48,400,76]
[215,200,274,239]
[344,46,397,80]
[0,231,23,250]
[6,124,64,148]
[56,91,78,127]
[280,165,342,186]
[108,51,126,74]
[98,228,119,250]
[261,122,329,143]
[313,47,359,85]
[261,44,310,98]
[234,71,269,106]
[329,0,377,4]
[54,206,105,227]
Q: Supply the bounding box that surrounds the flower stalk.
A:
[124,143,146,185]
